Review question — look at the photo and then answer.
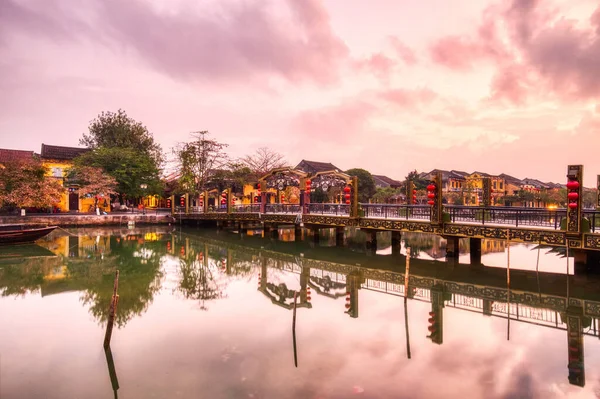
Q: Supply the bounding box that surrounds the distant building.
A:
[40,143,93,212]
[295,160,341,174]
[372,175,402,189]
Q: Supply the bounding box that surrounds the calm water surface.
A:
[1,226,599,399]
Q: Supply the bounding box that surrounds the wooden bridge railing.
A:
[445,205,566,229]
[265,204,302,214]
[307,203,350,216]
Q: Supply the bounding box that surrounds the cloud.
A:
[429,0,600,102]
[387,36,418,65]
[0,0,349,85]
[378,88,437,109]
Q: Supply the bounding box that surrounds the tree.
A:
[67,166,118,210]
[345,168,376,203]
[74,148,162,202]
[372,187,399,203]
[405,170,429,190]
[173,131,229,195]
[0,159,64,210]
[80,109,164,166]
[240,147,288,178]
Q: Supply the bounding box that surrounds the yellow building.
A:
[40,143,104,213]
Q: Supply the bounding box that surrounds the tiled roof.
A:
[372,175,402,186]
[295,160,341,173]
[40,144,90,161]
[0,148,35,163]
[499,173,523,185]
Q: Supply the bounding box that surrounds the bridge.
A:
[171,230,599,387]
[172,165,600,270]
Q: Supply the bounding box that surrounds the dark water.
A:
[0,226,599,399]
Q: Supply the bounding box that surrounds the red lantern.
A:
[180,197,185,206]
[221,198,226,205]
[568,192,579,200]
[257,183,261,190]
[166,241,171,250]
[221,192,227,198]
[345,303,351,309]
[254,196,259,202]
[566,180,580,190]
[166,199,171,208]
[427,184,436,191]
[412,190,417,195]
[428,200,435,206]
[568,202,578,209]
[427,193,435,199]
[345,200,351,204]
[344,186,351,193]
[344,193,351,200]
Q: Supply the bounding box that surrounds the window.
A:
[52,167,63,178]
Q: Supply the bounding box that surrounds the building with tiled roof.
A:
[0,148,35,165]
[295,160,341,174]
[40,144,90,161]
[372,175,402,189]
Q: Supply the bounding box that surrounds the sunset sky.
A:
[1,0,599,185]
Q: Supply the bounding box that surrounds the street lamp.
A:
[140,184,148,215]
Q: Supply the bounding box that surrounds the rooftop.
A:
[295,159,341,173]
[40,144,90,161]
[372,174,402,186]
[0,148,35,164]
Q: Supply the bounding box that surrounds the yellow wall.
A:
[42,159,111,213]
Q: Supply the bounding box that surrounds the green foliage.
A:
[372,187,400,203]
[208,163,255,194]
[74,148,162,200]
[80,109,164,166]
[405,170,429,190]
[67,166,118,209]
[310,187,328,203]
[345,168,376,203]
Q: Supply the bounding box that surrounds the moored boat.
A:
[0,225,58,245]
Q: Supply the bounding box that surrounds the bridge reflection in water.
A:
[175,228,599,388]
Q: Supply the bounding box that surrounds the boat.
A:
[0,224,58,245]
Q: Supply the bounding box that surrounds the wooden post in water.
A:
[103,270,120,349]
[404,247,411,294]
[292,291,298,368]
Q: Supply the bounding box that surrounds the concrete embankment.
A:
[0,214,175,227]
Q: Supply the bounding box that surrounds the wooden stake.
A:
[292,291,298,368]
[103,270,120,349]
[404,247,411,294]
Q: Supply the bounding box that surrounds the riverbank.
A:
[0,213,175,227]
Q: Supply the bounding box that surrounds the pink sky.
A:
[1,0,600,185]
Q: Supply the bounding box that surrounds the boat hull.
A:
[0,226,58,245]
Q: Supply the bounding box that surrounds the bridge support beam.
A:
[336,227,345,247]
[216,221,224,231]
[391,231,401,255]
[295,225,303,242]
[470,238,482,265]
[312,228,320,244]
[365,231,377,255]
[269,224,279,240]
[445,236,460,259]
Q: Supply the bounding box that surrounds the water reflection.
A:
[1,226,600,398]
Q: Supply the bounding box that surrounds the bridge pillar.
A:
[365,231,377,251]
[312,228,320,244]
[445,236,460,259]
[239,222,248,235]
[294,224,303,241]
[482,299,493,316]
[216,221,224,231]
[470,238,482,265]
[391,231,401,255]
[269,224,279,240]
[427,285,444,345]
[335,227,345,247]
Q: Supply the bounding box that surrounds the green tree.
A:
[0,158,64,211]
[345,168,376,203]
[173,131,229,195]
[80,109,164,166]
[310,187,328,203]
[405,170,429,190]
[74,148,162,202]
[372,187,399,203]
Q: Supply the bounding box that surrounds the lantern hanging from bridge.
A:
[567,176,580,210]
[180,196,185,207]
[254,196,259,203]
[166,198,171,208]
[180,246,185,256]
[426,183,436,206]
[166,241,171,251]
[305,179,312,192]
[344,185,351,204]
[412,189,417,204]
[306,286,311,302]
[221,259,226,271]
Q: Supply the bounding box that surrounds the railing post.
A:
[516,210,519,227]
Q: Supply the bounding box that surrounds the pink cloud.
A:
[378,88,437,108]
[353,53,396,81]
[387,36,418,65]
[0,0,349,86]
